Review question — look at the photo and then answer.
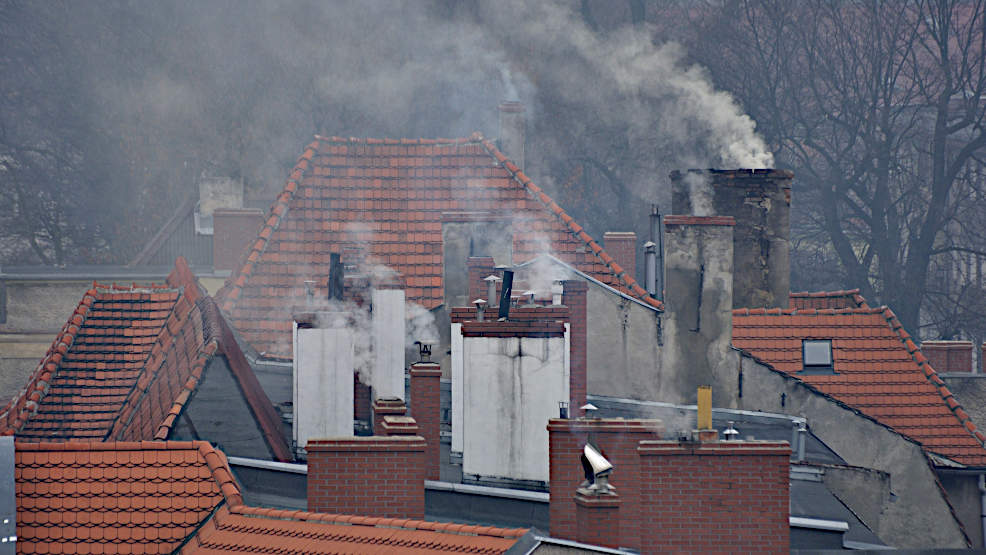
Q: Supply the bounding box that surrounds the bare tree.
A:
[683,0,986,337]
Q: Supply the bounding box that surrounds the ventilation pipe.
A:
[497,269,514,320]
[328,253,344,301]
[485,274,501,308]
[649,204,663,299]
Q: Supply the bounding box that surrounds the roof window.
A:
[800,340,834,374]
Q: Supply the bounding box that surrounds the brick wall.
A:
[410,362,442,481]
[372,397,406,435]
[575,492,621,549]
[637,440,790,554]
[213,208,264,271]
[467,256,496,304]
[547,418,663,551]
[922,341,974,373]
[306,436,425,519]
[561,280,587,416]
[604,232,637,283]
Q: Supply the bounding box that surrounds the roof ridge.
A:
[313,133,479,146]
[228,504,528,539]
[732,306,884,316]
[218,138,321,314]
[880,305,986,455]
[0,286,99,434]
[475,134,663,311]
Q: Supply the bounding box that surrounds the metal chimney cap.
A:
[494,264,511,270]
[581,403,598,412]
[643,241,656,248]
[472,298,488,306]
[484,275,502,282]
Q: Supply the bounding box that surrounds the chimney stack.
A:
[604,232,637,283]
[213,208,264,271]
[293,310,354,458]
[306,436,425,519]
[670,169,793,309]
[921,341,974,373]
[662,215,736,404]
[498,101,525,171]
[410,360,443,481]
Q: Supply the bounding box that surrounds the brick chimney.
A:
[661,215,736,404]
[372,397,406,435]
[213,208,264,271]
[498,101,525,171]
[381,415,419,436]
[467,256,496,305]
[561,280,588,416]
[306,436,425,519]
[548,418,663,552]
[637,440,790,553]
[575,487,621,549]
[604,232,637,284]
[410,361,442,481]
[670,169,793,309]
[921,341,974,373]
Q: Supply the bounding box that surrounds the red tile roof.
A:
[217,134,661,358]
[15,440,239,554]
[733,304,986,466]
[182,505,525,554]
[2,258,292,461]
[789,289,870,310]
[15,440,524,554]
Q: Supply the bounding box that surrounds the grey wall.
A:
[584,282,661,400]
[172,356,275,460]
[737,353,969,548]
[939,473,984,548]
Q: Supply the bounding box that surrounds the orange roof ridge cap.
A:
[475,137,664,311]
[13,439,205,451]
[880,306,986,454]
[197,441,244,507]
[218,138,321,314]
[1,287,98,434]
[231,505,528,538]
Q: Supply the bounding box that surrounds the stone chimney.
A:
[498,101,525,171]
[292,310,354,458]
[921,341,974,373]
[604,232,637,283]
[661,215,736,405]
[198,176,244,217]
[306,436,425,519]
[670,169,793,309]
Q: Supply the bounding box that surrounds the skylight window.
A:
[801,340,834,373]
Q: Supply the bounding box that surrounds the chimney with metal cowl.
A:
[498,101,525,171]
[574,444,621,549]
[670,169,793,309]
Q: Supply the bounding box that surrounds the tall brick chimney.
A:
[661,215,736,404]
[306,436,425,519]
[410,360,442,481]
[921,341,974,373]
[604,232,637,284]
[498,101,525,171]
[670,169,792,309]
